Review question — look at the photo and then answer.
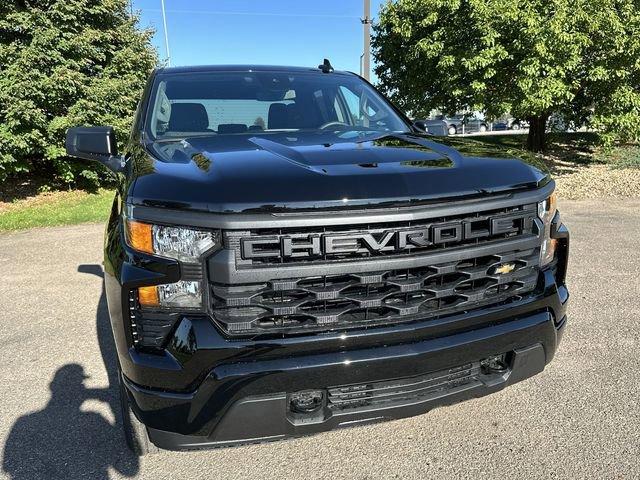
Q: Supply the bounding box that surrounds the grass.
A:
[469,131,600,152]
[599,145,640,169]
[0,188,114,232]
[468,131,639,172]
[468,132,598,168]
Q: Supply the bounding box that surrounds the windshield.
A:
[146,71,409,141]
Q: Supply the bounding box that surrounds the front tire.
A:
[448,125,457,135]
[479,124,487,132]
[511,123,521,130]
[119,373,159,456]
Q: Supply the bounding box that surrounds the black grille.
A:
[225,203,537,267]
[210,248,539,336]
[328,362,482,412]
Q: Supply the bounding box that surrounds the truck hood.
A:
[129,132,548,213]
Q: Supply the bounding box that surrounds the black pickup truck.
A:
[65,63,569,455]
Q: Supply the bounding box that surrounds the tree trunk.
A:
[526,115,548,152]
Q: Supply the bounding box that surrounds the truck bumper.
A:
[123,297,567,450]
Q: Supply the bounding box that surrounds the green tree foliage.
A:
[0,0,157,185]
[373,0,640,151]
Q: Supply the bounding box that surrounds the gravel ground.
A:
[554,164,640,199]
[0,199,639,479]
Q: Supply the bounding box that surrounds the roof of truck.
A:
[155,64,353,75]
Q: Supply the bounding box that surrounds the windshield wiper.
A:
[354,131,413,143]
[154,133,219,143]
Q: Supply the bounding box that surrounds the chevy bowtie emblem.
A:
[494,263,516,275]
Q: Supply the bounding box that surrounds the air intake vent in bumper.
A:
[128,291,180,349]
[327,361,483,412]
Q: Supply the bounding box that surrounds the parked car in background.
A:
[547,115,570,132]
[435,114,488,135]
[493,118,529,131]
[510,119,529,130]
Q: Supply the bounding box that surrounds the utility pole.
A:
[161,0,171,66]
[361,0,371,81]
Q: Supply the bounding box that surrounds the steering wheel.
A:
[319,121,349,130]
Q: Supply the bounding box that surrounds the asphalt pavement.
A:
[0,199,638,479]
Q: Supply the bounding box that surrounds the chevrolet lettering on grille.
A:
[240,210,536,260]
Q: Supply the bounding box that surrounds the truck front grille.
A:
[210,248,539,336]
[209,201,543,337]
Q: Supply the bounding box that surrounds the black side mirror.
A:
[65,126,125,173]
[412,120,429,133]
[413,120,449,136]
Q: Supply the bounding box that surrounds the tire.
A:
[119,373,159,456]
[479,124,487,133]
[448,125,457,135]
[511,123,521,131]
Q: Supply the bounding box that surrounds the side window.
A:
[150,82,171,136]
[338,85,394,129]
[313,88,349,125]
[339,86,361,124]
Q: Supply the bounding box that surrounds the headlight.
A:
[125,220,221,309]
[125,220,220,262]
[537,193,558,267]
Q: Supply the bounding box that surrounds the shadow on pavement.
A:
[2,265,139,479]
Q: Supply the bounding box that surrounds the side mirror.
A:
[413,120,448,136]
[65,126,125,173]
[412,120,429,133]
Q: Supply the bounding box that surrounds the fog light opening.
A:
[289,390,325,414]
[480,354,509,375]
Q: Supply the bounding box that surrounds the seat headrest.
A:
[286,103,301,129]
[168,103,209,131]
[268,103,288,129]
[217,123,248,134]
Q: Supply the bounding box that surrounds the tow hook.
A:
[289,390,325,413]
[481,354,509,375]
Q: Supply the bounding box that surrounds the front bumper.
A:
[144,341,553,449]
[120,269,568,450]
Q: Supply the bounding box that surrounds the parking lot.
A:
[0,199,638,480]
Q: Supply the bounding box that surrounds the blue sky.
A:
[132,0,386,75]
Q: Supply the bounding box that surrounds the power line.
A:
[146,3,370,70]
[143,8,359,19]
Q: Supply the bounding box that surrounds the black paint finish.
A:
[125,132,548,213]
[88,65,568,451]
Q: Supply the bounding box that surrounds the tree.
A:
[0,0,157,185]
[373,0,640,152]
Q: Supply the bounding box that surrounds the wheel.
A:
[448,125,457,135]
[119,372,159,456]
[479,124,487,133]
[511,123,521,130]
